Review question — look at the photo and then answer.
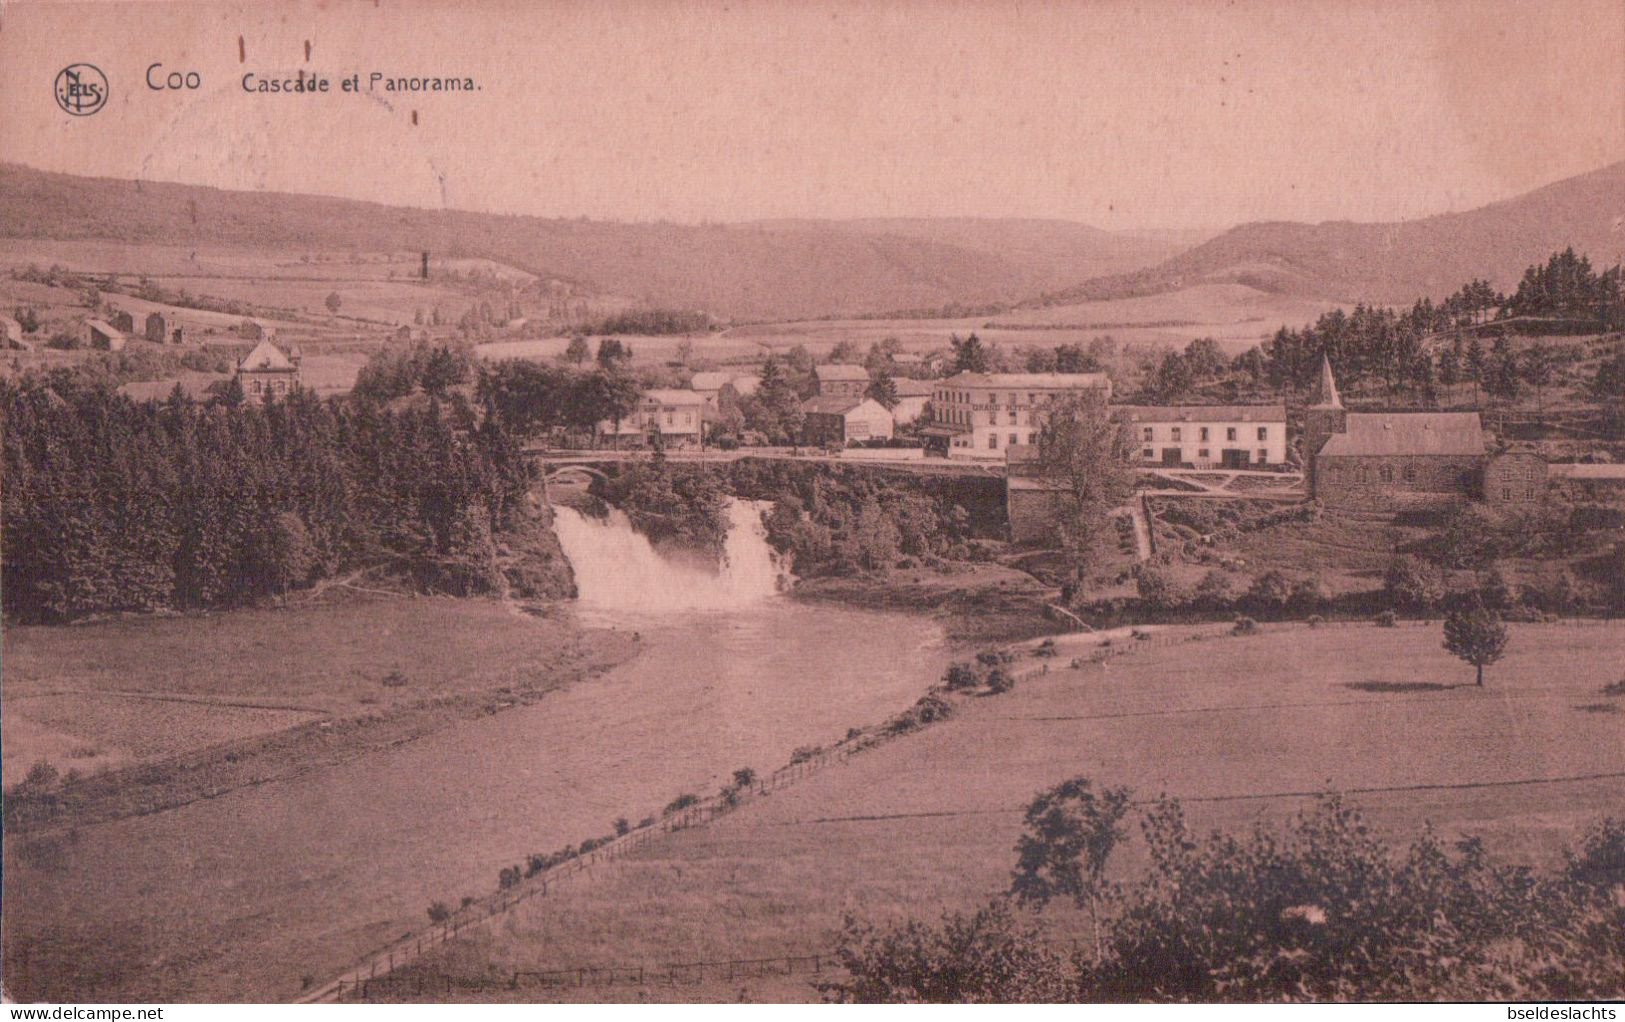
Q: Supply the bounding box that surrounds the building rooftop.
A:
[642,388,708,405]
[1548,462,1625,481]
[892,378,935,397]
[814,363,871,381]
[801,395,866,415]
[1113,404,1286,423]
[1317,412,1486,457]
[238,339,296,372]
[940,372,1111,390]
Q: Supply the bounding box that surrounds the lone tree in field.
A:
[563,334,591,365]
[1010,776,1132,956]
[1442,604,1509,687]
[325,290,342,314]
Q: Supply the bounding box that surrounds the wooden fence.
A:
[299,743,859,1003]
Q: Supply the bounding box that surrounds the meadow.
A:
[403,619,1625,1002]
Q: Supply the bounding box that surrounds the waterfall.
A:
[552,499,786,614]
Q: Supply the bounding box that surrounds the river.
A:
[5,499,948,1000]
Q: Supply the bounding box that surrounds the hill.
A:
[0,165,1179,322]
[1032,161,1625,307]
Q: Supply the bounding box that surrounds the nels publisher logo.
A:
[54,63,108,116]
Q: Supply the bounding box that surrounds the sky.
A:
[1,0,1621,230]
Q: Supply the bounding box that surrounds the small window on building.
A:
[1171,427,1182,442]
[1257,448,1267,463]
[1503,487,1512,501]
[1009,433,1018,446]
[1403,466,1416,482]
[1008,409,1017,424]
[1142,426,1154,441]
[1525,488,1535,501]
[1257,427,1268,441]
[1199,427,1209,441]
[989,434,999,450]
[1226,427,1237,441]
[1199,448,1210,459]
[1380,465,1394,483]
[1028,432,1037,444]
[1142,447,1154,460]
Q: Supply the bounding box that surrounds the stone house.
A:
[1482,450,1547,506]
[236,338,301,398]
[922,372,1112,459]
[812,363,871,398]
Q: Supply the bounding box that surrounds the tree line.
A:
[1,375,532,622]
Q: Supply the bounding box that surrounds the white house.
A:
[922,372,1113,459]
[800,395,895,446]
[1113,404,1288,468]
[599,388,707,448]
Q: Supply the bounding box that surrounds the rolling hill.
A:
[0,165,1180,322]
[1029,161,1625,308]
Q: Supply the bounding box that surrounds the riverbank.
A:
[1,594,640,833]
[2,590,950,1002]
[790,562,1063,645]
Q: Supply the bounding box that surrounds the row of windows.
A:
[986,432,1040,449]
[1141,447,1269,462]
[936,390,1057,407]
[247,377,293,395]
[1141,425,1268,443]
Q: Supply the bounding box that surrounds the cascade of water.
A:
[552,499,786,614]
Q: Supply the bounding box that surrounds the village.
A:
[2,0,1623,1001]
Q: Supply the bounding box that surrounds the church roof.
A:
[238,339,296,372]
[1318,412,1486,457]
[1310,353,1342,409]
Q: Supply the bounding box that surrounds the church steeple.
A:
[1311,353,1342,409]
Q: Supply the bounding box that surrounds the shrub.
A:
[459,896,475,909]
[613,817,631,836]
[789,745,822,765]
[732,767,757,789]
[824,900,1073,1003]
[663,793,700,815]
[637,816,657,830]
[1033,638,1057,658]
[426,901,451,924]
[1375,610,1398,627]
[987,669,1015,695]
[498,865,521,889]
[1602,680,1625,698]
[943,662,980,690]
[1232,616,1259,636]
[1306,614,1324,628]
[976,649,1014,667]
[912,693,953,724]
[1383,555,1442,612]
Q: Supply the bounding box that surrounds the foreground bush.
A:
[827,786,1625,1003]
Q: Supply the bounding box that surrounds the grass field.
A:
[0,595,631,788]
[405,619,1625,1002]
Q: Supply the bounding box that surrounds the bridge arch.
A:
[545,464,609,485]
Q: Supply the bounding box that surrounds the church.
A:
[1304,356,1494,508]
